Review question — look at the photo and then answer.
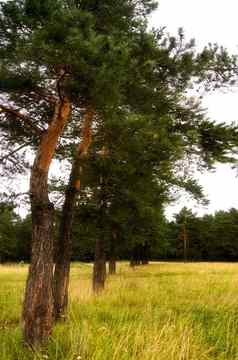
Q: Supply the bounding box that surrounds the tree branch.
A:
[0,141,33,163]
[0,104,43,135]
[33,88,58,104]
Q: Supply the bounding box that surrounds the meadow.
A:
[1,262,238,360]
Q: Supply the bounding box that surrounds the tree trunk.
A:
[53,108,95,320]
[130,259,136,267]
[93,172,107,293]
[141,244,150,265]
[142,259,149,265]
[53,188,75,321]
[130,245,141,266]
[22,96,71,346]
[183,223,189,262]
[130,259,135,267]
[93,238,106,293]
[109,258,116,275]
[108,229,117,275]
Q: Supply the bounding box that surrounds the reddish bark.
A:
[22,96,71,346]
[53,108,95,320]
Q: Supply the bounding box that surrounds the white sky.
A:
[150,0,238,218]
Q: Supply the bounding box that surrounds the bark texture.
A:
[22,96,71,346]
[53,108,95,320]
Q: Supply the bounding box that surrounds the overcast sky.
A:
[150,0,238,218]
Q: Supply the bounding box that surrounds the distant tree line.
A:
[2,203,238,263]
[0,202,31,263]
[164,207,238,261]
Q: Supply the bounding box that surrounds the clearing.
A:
[1,262,238,360]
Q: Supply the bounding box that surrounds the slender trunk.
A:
[109,258,116,275]
[93,173,107,293]
[130,248,137,267]
[130,259,136,267]
[141,244,149,265]
[53,188,75,321]
[93,238,106,293]
[183,224,188,262]
[130,245,141,266]
[53,108,95,320]
[109,230,117,275]
[22,96,71,346]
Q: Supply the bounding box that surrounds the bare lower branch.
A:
[0,104,43,135]
[0,141,33,163]
[33,88,58,104]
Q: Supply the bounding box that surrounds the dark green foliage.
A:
[0,0,158,174]
[166,207,238,261]
[3,203,238,262]
[0,201,31,262]
[0,201,18,262]
[198,120,238,167]
[68,110,211,263]
[1,0,238,172]
[15,214,31,261]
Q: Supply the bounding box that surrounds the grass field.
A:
[1,262,238,360]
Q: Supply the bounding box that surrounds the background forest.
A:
[2,203,238,263]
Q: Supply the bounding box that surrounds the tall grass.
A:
[1,262,238,359]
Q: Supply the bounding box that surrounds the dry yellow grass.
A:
[1,262,238,359]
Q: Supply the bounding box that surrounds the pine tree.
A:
[0,0,155,345]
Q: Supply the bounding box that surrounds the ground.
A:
[1,262,238,359]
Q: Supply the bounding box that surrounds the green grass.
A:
[1,262,238,359]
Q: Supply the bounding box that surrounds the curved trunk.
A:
[22,97,71,346]
[53,108,95,320]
